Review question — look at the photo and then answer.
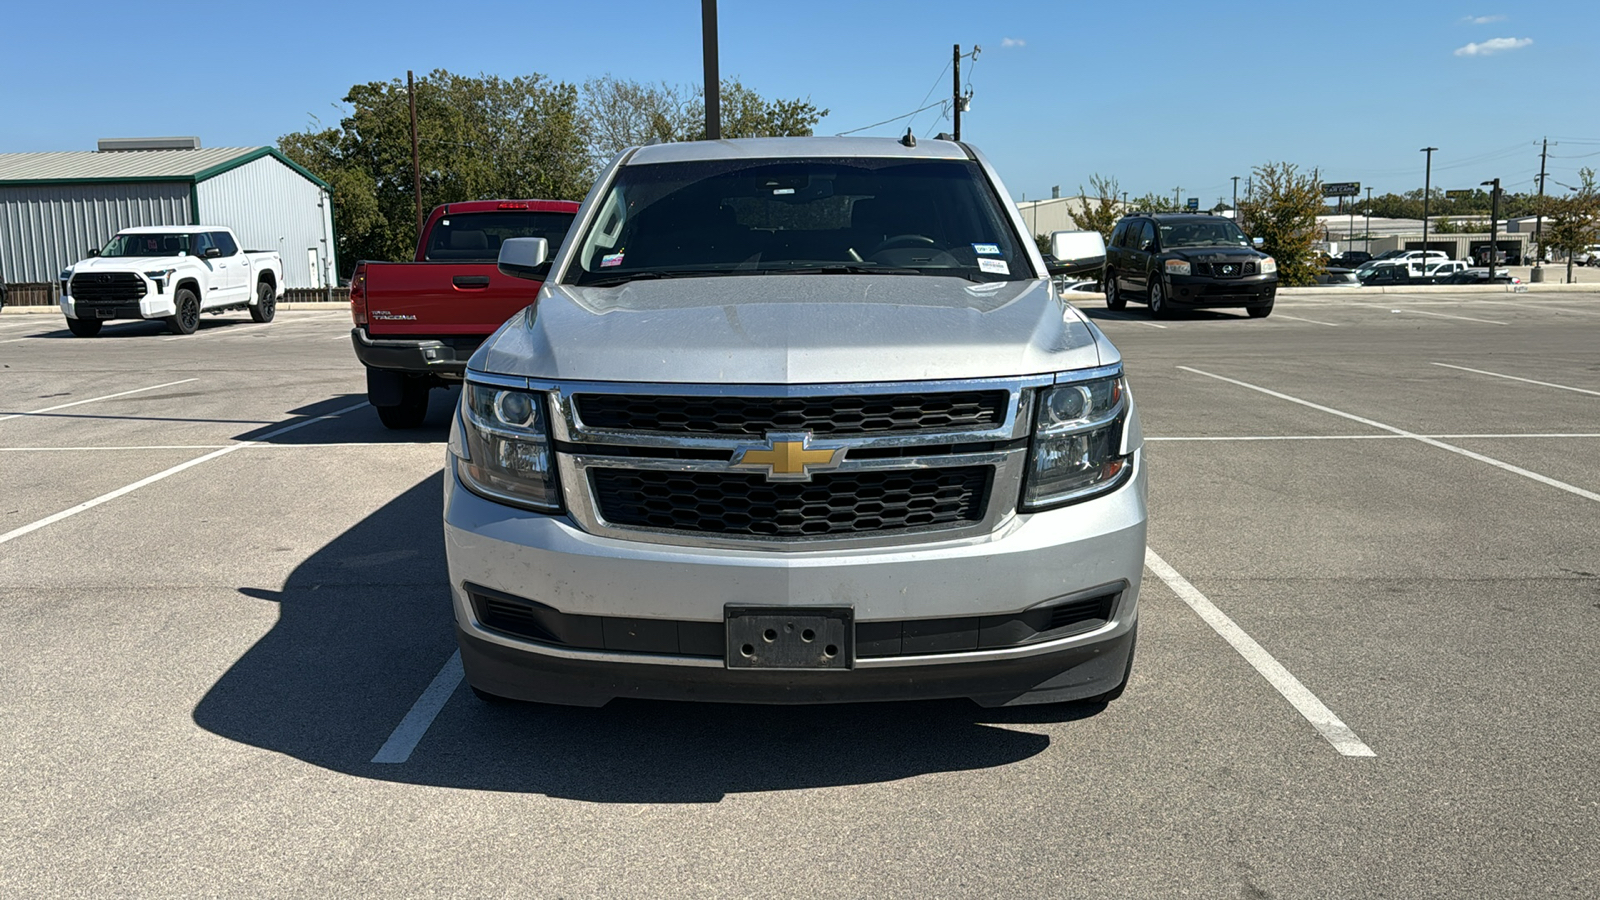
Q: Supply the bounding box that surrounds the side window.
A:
[1138,221,1156,252]
[191,232,217,256]
[212,232,239,256]
[1109,221,1128,249]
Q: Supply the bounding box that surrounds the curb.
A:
[2,301,351,316]
[1281,284,1600,297]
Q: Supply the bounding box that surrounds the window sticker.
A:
[600,252,625,268]
[977,258,1010,275]
[972,243,1002,256]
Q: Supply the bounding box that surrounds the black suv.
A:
[1103,214,1278,318]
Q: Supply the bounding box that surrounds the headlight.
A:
[1164,259,1191,276]
[455,383,561,512]
[1023,372,1132,511]
[1259,257,1277,274]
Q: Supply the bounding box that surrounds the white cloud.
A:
[1001,37,1025,48]
[1454,36,1532,56]
[1463,14,1506,24]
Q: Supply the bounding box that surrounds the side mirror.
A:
[1047,230,1107,277]
[203,247,222,259]
[498,237,550,281]
[1252,237,1265,247]
[87,249,100,257]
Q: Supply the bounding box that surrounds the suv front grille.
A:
[1194,261,1256,278]
[591,466,992,538]
[71,272,147,305]
[573,391,1010,437]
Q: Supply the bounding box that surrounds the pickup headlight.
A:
[455,383,561,512]
[1022,372,1132,511]
[1259,257,1277,274]
[143,268,176,293]
[1164,259,1191,276]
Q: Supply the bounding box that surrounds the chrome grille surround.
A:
[464,371,1065,552]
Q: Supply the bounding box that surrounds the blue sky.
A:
[4,0,1596,202]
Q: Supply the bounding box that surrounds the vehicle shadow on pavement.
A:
[1080,308,1248,324]
[231,388,460,444]
[193,473,1064,802]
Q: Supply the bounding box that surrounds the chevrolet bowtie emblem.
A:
[731,432,846,482]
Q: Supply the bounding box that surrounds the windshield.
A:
[1157,219,1250,249]
[100,233,193,257]
[423,211,577,262]
[563,157,1028,286]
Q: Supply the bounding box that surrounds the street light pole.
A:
[1231,175,1239,219]
[1481,177,1501,271]
[1364,186,1373,252]
[702,0,721,140]
[1420,147,1437,258]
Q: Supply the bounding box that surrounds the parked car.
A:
[1328,251,1373,269]
[1572,245,1600,266]
[1358,259,1469,286]
[1438,269,1517,285]
[447,136,1145,709]
[350,199,580,428]
[1104,214,1277,318]
[59,227,283,336]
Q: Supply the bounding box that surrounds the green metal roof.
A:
[0,146,329,189]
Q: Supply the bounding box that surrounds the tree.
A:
[582,75,827,165]
[1067,174,1122,243]
[1535,167,1600,282]
[1130,192,1180,214]
[280,69,591,270]
[1236,162,1324,286]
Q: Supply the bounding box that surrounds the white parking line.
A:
[162,323,275,342]
[0,442,433,452]
[1432,363,1600,398]
[1388,309,1508,325]
[0,401,368,547]
[1179,366,1600,504]
[1148,433,1600,442]
[372,651,464,764]
[1476,300,1600,317]
[1144,548,1375,758]
[0,379,198,424]
[1273,314,1340,326]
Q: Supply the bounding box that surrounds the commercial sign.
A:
[1445,189,1475,199]
[1322,182,1361,197]
[1186,197,1200,210]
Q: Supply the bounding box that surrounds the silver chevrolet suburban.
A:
[444,136,1147,708]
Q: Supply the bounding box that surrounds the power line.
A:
[835,100,947,136]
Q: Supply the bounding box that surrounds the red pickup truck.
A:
[349,199,580,428]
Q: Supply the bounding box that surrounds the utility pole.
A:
[1534,137,1549,273]
[1365,186,1373,252]
[1420,147,1437,258]
[1231,175,1239,216]
[1173,186,1183,209]
[702,0,720,140]
[952,44,962,141]
[408,70,422,247]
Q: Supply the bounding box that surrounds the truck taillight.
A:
[497,202,531,209]
[350,263,368,326]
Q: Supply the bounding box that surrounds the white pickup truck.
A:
[60,226,284,336]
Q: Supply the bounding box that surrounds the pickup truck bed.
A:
[350,200,580,428]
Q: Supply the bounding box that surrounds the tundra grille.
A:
[590,466,991,538]
[573,391,1010,437]
[71,272,146,305]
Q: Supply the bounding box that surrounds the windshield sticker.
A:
[773,187,796,195]
[600,252,625,268]
[977,258,1010,275]
[972,243,1002,256]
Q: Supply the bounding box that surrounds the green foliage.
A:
[1357,187,1537,220]
[1533,167,1600,276]
[282,70,827,274]
[1067,174,1122,244]
[1130,192,1180,214]
[1431,216,1464,234]
[1237,161,1324,287]
[1034,233,1051,257]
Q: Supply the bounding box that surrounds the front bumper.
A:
[444,450,1148,707]
[61,289,174,321]
[351,327,482,377]
[1163,273,1277,307]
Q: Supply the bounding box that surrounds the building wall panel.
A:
[196,156,332,288]
[0,183,189,283]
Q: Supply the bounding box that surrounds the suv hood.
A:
[474,274,1109,384]
[1165,246,1265,262]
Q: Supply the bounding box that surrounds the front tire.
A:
[1246,298,1274,319]
[375,378,430,429]
[166,289,200,335]
[1105,271,1127,310]
[1148,277,1170,318]
[249,282,276,323]
[66,317,103,337]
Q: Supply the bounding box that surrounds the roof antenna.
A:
[899,128,917,148]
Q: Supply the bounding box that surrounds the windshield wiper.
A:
[580,269,733,287]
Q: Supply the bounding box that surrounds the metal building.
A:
[0,137,335,289]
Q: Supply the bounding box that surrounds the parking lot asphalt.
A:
[1,295,1597,898]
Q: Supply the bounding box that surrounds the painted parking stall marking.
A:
[1145,548,1375,758]
[1431,363,1600,398]
[0,379,198,424]
[372,651,464,764]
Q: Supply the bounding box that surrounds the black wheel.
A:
[1082,625,1137,705]
[167,289,200,335]
[249,281,276,323]
[1246,299,1274,319]
[67,316,103,337]
[1148,276,1170,318]
[375,378,430,429]
[1105,271,1127,310]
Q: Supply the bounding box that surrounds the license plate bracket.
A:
[725,606,853,669]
